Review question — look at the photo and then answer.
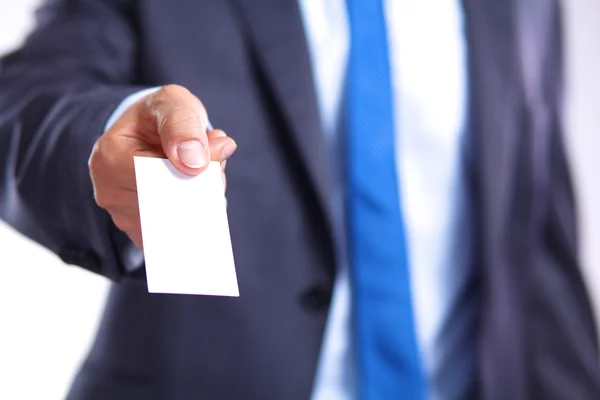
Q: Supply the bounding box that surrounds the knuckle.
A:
[160,106,204,137]
[88,136,123,184]
[149,85,207,135]
[94,191,112,209]
[164,106,202,128]
[88,149,101,175]
[94,187,124,211]
[88,138,106,173]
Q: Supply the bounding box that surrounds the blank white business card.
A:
[133,157,239,297]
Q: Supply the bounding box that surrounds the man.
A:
[0,0,598,399]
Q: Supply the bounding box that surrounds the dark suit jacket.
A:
[0,0,598,399]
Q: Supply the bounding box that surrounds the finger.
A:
[207,129,226,140]
[93,186,137,212]
[210,130,230,195]
[208,134,237,162]
[207,129,237,162]
[109,207,141,233]
[209,130,230,193]
[96,140,163,192]
[144,85,210,175]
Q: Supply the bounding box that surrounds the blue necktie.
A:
[346,1,426,398]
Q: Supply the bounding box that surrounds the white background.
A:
[0,0,599,398]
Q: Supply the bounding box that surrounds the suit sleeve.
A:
[0,0,149,281]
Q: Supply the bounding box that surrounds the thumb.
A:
[144,85,211,175]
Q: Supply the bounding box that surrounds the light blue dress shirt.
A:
[106,1,476,399]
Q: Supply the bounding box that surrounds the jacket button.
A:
[301,286,332,313]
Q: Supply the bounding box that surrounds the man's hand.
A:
[89,84,236,248]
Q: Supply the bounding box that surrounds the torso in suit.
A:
[0,1,598,399]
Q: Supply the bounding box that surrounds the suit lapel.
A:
[231,0,337,265]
